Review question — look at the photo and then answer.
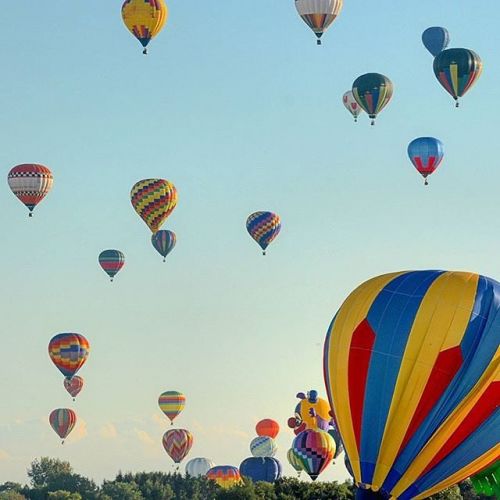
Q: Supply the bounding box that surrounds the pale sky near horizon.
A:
[0,0,499,487]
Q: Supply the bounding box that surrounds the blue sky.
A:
[0,0,499,485]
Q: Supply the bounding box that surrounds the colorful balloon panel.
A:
[292,430,335,481]
[287,448,304,474]
[250,436,278,458]
[162,429,193,464]
[151,230,176,262]
[239,457,282,483]
[185,457,215,477]
[206,466,242,489]
[158,391,185,423]
[49,408,77,441]
[131,179,178,233]
[343,91,363,122]
[48,334,90,378]
[407,137,444,184]
[295,0,343,44]
[64,376,84,399]
[246,211,281,254]
[433,48,482,104]
[121,0,168,53]
[352,73,393,124]
[422,27,450,57]
[256,419,280,439]
[98,250,125,281]
[7,164,53,215]
[324,271,500,499]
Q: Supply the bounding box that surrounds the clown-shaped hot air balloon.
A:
[49,334,90,379]
[49,408,77,444]
[324,270,500,499]
[246,211,281,255]
[158,391,185,425]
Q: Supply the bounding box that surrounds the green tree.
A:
[429,485,462,500]
[47,492,82,500]
[99,481,143,500]
[0,492,26,500]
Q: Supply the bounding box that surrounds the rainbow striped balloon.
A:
[246,211,281,255]
[49,408,77,443]
[162,428,193,464]
[48,333,90,378]
[158,391,185,424]
[206,466,243,489]
[131,179,178,233]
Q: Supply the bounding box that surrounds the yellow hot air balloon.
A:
[121,0,168,55]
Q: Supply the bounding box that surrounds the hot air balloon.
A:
[343,91,363,122]
[131,179,178,233]
[48,334,90,378]
[158,391,185,425]
[256,419,280,439]
[471,460,500,498]
[121,0,168,54]
[246,211,281,255]
[329,424,344,460]
[49,408,77,444]
[407,137,444,185]
[287,448,304,476]
[7,164,53,217]
[240,457,282,483]
[152,230,176,262]
[295,0,343,45]
[292,429,336,481]
[352,73,393,125]
[433,48,482,107]
[98,250,125,282]
[64,376,84,401]
[162,429,193,465]
[422,27,450,57]
[185,457,215,477]
[250,436,278,458]
[288,390,333,435]
[206,466,243,489]
[324,270,500,499]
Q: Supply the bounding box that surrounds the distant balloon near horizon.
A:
[49,408,77,444]
[324,270,500,499]
[422,27,450,56]
[250,436,278,458]
[433,48,483,106]
[343,91,363,122]
[98,250,125,282]
[246,212,281,255]
[185,457,215,477]
[64,376,84,401]
[162,429,193,464]
[121,0,168,55]
[295,0,343,45]
[256,419,280,439]
[158,391,186,424]
[152,230,176,262]
[407,137,444,185]
[352,73,393,125]
[48,333,90,379]
[206,466,243,489]
[239,457,282,483]
[7,164,53,217]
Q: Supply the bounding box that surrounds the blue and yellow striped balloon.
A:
[324,271,500,500]
[246,211,281,255]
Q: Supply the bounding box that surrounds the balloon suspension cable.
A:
[143,48,148,55]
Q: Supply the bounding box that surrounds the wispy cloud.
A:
[135,429,155,446]
[0,450,10,460]
[69,419,88,443]
[99,423,117,439]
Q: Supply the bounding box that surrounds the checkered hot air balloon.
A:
[98,249,125,282]
[292,429,335,481]
[48,333,90,379]
[64,376,84,401]
[246,211,281,256]
[151,230,176,262]
[206,466,243,489]
[49,408,77,444]
[158,391,185,424]
[324,270,500,500]
[7,164,53,217]
[121,0,168,55]
[131,179,178,233]
[162,429,193,464]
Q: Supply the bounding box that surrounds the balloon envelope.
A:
[158,391,185,423]
[352,73,393,124]
[422,27,450,57]
[152,230,176,261]
[343,91,363,121]
[292,430,335,481]
[407,137,444,184]
[98,250,125,281]
[64,376,84,399]
[246,212,281,254]
[162,429,193,464]
[8,164,53,215]
[206,466,242,489]
[48,333,90,378]
[324,270,500,499]
[240,457,282,483]
[287,448,304,474]
[256,419,280,438]
[49,408,77,441]
[295,0,343,44]
[250,436,278,458]
[185,457,215,477]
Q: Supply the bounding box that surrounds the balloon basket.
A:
[317,39,322,46]
[143,48,148,55]
[29,213,33,217]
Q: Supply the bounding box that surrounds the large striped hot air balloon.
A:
[324,270,500,500]
[206,466,243,489]
[433,48,482,107]
[98,250,125,282]
[7,164,53,217]
[121,0,168,54]
[48,334,90,379]
[151,230,176,262]
[158,391,185,424]
[295,0,343,45]
[131,179,178,233]
[407,137,444,185]
[352,73,393,125]
[292,429,336,481]
[246,212,281,256]
[49,408,77,444]
[162,429,193,464]
[64,376,84,401]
